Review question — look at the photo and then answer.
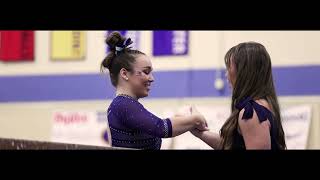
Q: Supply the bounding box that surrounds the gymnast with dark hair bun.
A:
[101,31,208,150]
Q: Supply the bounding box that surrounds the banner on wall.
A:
[0,31,34,62]
[50,105,312,149]
[153,31,189,56]
[106,31,140,53]
[51,110,111,147]
[281,105,312,149]
[50,31,86,60]
[164,104,312,149]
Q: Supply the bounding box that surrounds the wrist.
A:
[191,114,201,125]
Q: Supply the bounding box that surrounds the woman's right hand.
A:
[190,106,209,131]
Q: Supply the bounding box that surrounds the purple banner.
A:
[105,31,140,53]
[153,31,189,56]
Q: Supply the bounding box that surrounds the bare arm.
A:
[188,105,221,149]
[191,129,221,149]
[238,109,271,149]
[170,114,209,137]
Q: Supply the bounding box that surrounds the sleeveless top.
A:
[232,97,280,149]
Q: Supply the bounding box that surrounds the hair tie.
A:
[115,38,133,55]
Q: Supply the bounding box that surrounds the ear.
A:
[119,68,129,81]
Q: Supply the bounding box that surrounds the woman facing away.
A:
[190,42,286,150]
[101,31,208,150]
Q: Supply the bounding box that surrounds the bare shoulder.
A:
[238,108,261,126]
[238,102,271,132]
[237,101,272,149]
[255,99,271,111]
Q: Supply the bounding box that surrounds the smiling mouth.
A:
[145,83,151,90]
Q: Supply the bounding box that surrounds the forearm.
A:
[170,115,199,137]
[197,131,221,149]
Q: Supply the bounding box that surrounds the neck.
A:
[116,86,138,100]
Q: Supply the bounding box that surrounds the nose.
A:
[149,73,155,82]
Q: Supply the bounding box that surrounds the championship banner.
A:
[105,31,140,53]
[50,31,86,60]
[153,31,189,56]
[0,31,34,61]
[51,110,111,147]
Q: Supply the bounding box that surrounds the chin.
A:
[137,92,148,99]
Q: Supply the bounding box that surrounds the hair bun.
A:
[105,31,126,51]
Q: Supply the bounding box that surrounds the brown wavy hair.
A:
[219,42,286,150]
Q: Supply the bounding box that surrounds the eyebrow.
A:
[143,66,152,70]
